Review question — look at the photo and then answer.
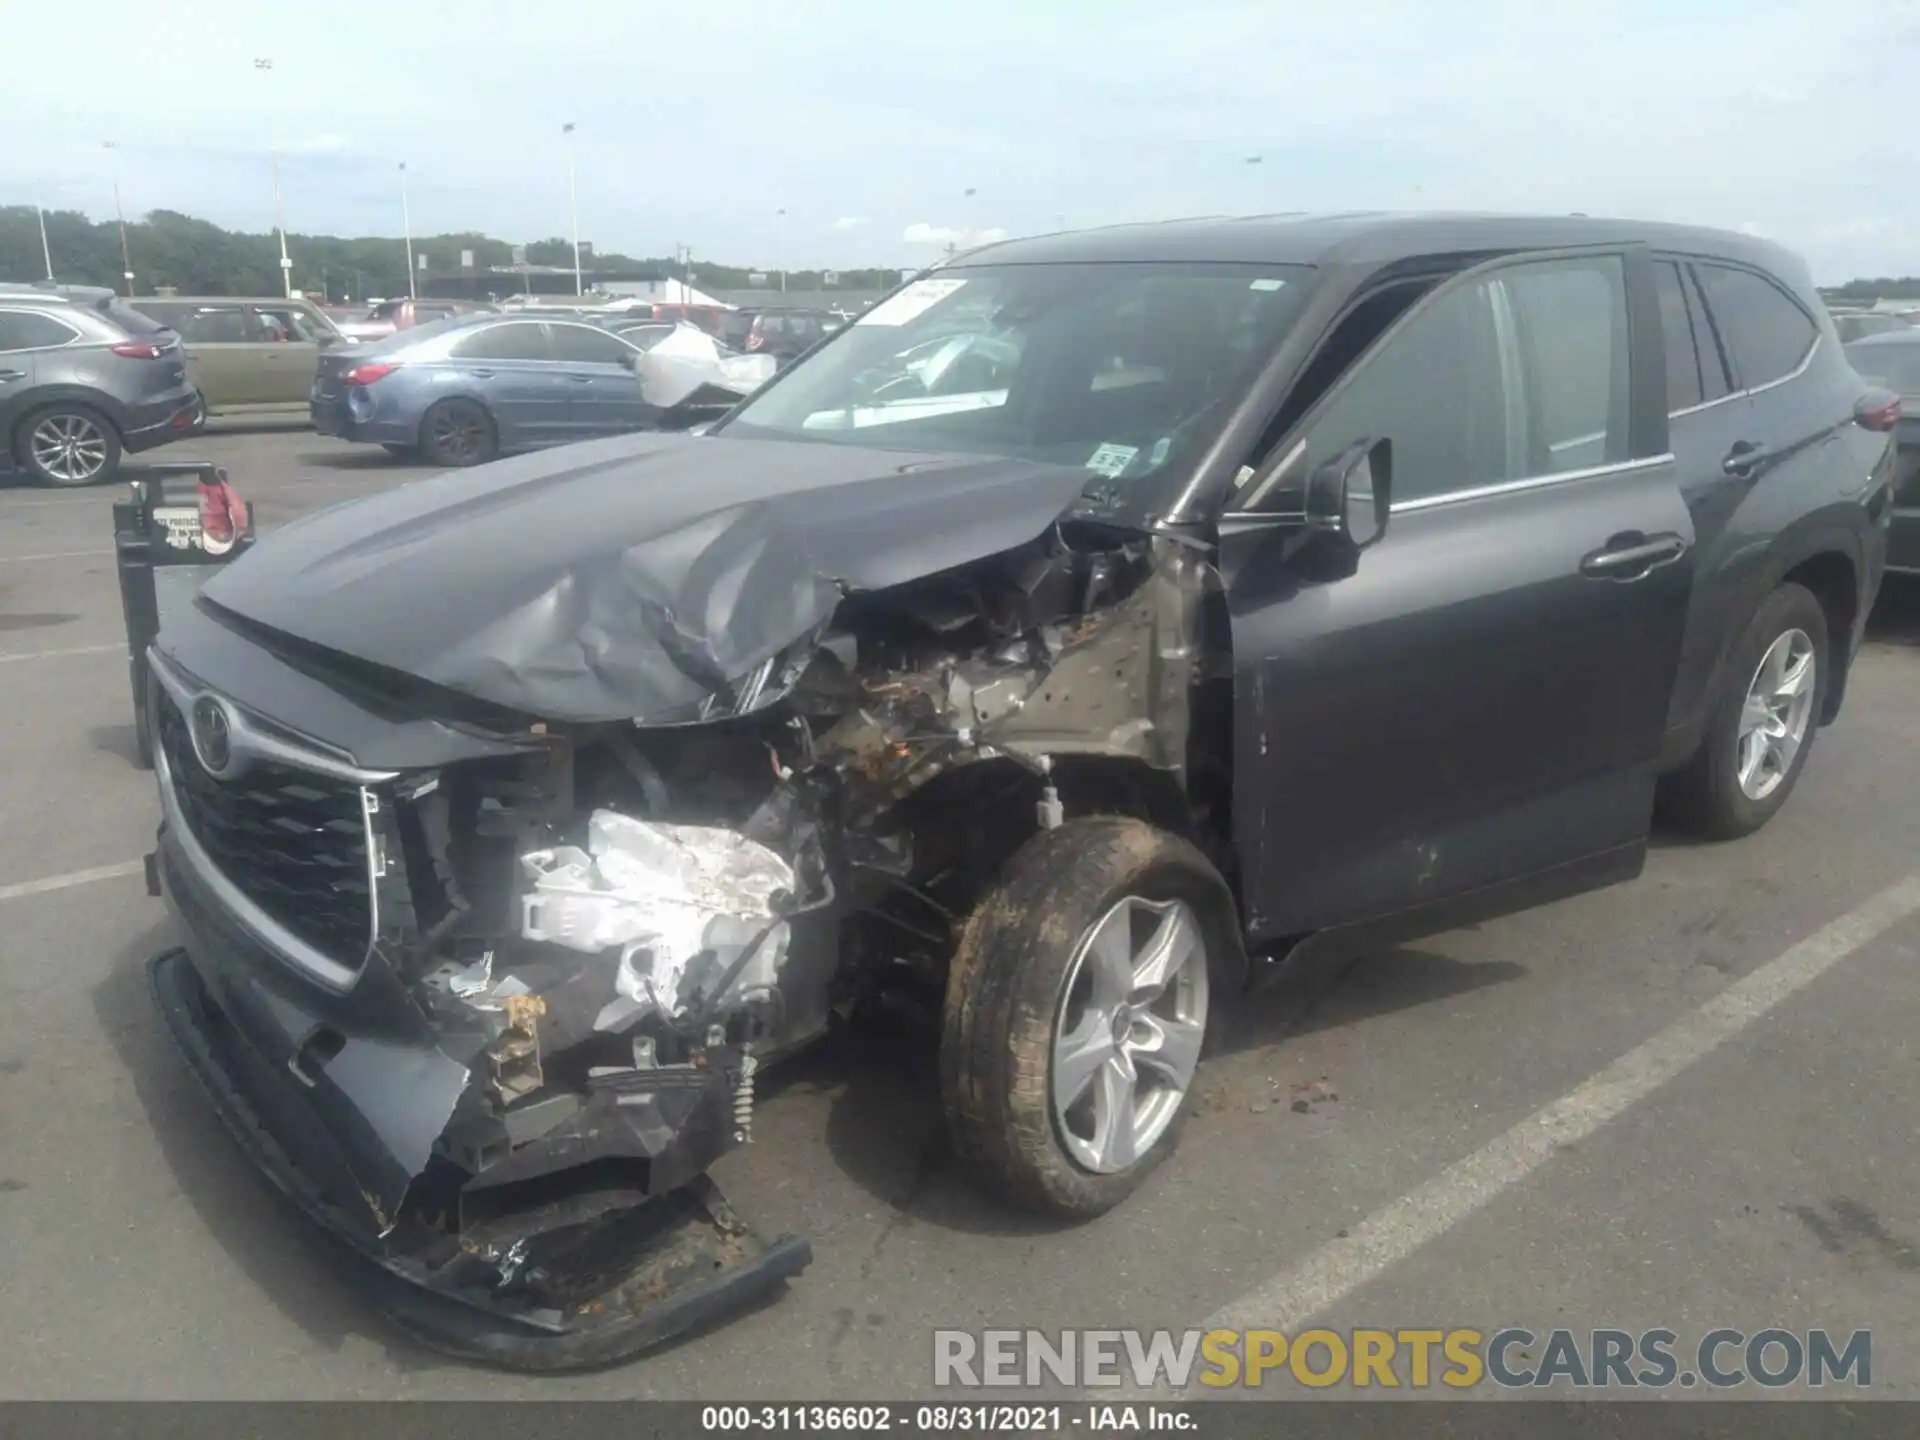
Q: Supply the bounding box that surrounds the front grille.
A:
[156,690,372,960]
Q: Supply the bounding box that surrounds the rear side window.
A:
[1692,264,1818,391]
[1654,261,1705,411]
[0,311,79,351]
[451,322,551,361]
[547,324,635,364]
[181,308,252,343]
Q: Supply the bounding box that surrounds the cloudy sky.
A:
[8,0,1920,280]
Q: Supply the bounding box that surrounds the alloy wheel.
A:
[430,404,488,463]
[1736,627,1816,801]
[1050,895,1209,1174]
[30,413,109,483]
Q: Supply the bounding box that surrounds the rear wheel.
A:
[1659,581,1828,839]
[941,817,1235,1219]
[418,399,496,467]
[16,404,121,487]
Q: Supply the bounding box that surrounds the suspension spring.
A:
[733,1047,758,1144]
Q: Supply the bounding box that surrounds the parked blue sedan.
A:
[310,313,660,465]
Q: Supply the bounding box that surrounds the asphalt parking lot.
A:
[3,426,1920,1402]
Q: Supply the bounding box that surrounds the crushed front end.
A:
[142,635,821,1369]
[140,441,1222,1368]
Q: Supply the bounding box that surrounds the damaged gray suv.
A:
[142,214,1896,1368]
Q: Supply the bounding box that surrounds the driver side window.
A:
[1284,277,1514,509]
[1244,255,1629,510]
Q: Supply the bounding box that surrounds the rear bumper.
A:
[123,392,205,453]
[311,391,414,446]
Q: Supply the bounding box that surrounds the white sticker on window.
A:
[1249,277,1288,292]
[1149,436,1172,466]
[1085,443,1139,478]
[857,278,969,327]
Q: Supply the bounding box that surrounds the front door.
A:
[545,322,653,437]
[247,303,326,407]
[1219,248,1696,944]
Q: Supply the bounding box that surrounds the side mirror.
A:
[618,351,638,371]
[1306,437,1392,550]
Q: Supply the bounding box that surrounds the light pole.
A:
[255,58,294,297]
[776,208,787,292]
[35,202,54,281]
[400,161,417,300]
[103,141,133,295]
[563,122,582,296]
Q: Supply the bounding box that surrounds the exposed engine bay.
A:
[390,524,1220,1206]
[144,510,1229,1368]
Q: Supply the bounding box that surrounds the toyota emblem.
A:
[190,696,234,776]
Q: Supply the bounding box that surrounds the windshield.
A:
[1846,339,1920,394]
[719,261,1313,496]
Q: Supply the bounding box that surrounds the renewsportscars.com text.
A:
[933,1327,1872,1390]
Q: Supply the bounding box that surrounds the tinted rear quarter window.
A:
[1505,257,1627,470]
[0,311,80,351]
[1653,261,1705,411]
[106,301,171,336]
[1692,263,1818,391]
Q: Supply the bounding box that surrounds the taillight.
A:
[341,362,399,386]
[1856,393,1903,432]
[196,469,249,551]
[111,340,169,359]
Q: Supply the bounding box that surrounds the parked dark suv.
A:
[138,214,1892,1368]
[744,307,843,364]
[1,285,202,486]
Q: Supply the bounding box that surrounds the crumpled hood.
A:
[199,432,1100,723]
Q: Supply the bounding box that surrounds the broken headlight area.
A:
[149,521,1220,1367]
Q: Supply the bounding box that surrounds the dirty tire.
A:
[15,402,122,487]
[940,817,1238,1220]
[1659,581,1829,841]
[418,398,496,467]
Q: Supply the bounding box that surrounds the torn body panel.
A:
[145,452,1220,1366]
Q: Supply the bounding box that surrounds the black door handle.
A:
[0,370,22,382]
[1722,440,1763,477]
[1580,532,1689,581]
[466,368,496,378]
[567,374,594,383]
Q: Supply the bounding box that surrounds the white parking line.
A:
[1167,870,1920,1368]
[0,549,113,564]
[0,859,144,904]
[0,643,126,664]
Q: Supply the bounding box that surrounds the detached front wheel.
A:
[941,817,1235,1219]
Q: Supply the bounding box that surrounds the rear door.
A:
[174,305,262,409]
[1220,247,1694,943]
[0,311,59,440]
[442,320,569,447]
[545,322,651,436]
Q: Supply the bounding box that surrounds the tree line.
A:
[0,205,907,301]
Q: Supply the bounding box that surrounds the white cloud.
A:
[831,215,867,230]
[903,222,1008,246]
